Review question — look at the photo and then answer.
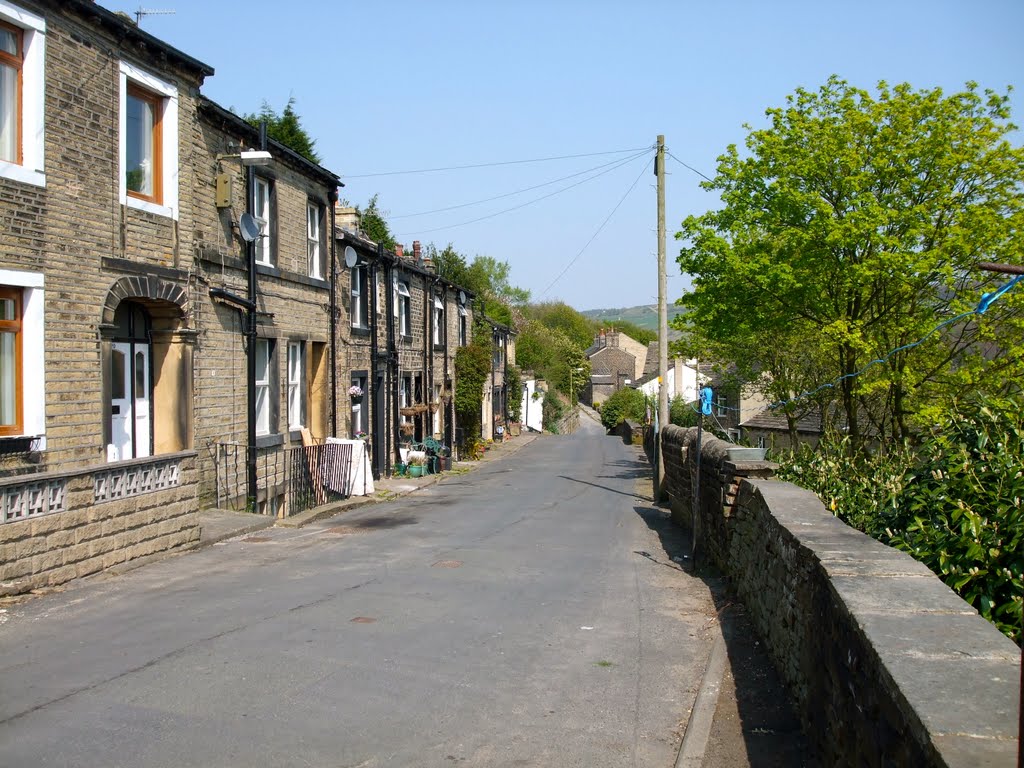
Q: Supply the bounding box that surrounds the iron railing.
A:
[215,441,355,516]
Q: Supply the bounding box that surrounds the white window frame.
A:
[351,264,366,329]
[253,176,272,266]
[400,374,412,425]
[350,373,366,436]
[0,1,44,187]
[397,281,411,337]
[118,60,178,219]
[433,295,444,346]
[0,269,43,446]
[307,202,322,280]
[716,397,727,417]
[255,339,271,436]
[287,341,305,431]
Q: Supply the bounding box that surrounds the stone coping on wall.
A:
[735,478,1020,767]
[0,450,198,489]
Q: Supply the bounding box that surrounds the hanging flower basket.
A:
[348,385,364,399]
[400,407,417,417]
[428,402,439,414]
[400,423,415,435]
[412,404,428,415]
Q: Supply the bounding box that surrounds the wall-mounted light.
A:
[215,150,273,207]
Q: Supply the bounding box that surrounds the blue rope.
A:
[691,274,1023,415]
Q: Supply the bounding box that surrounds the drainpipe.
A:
[369,246,379,477]
[244,123,266,513]
[384,245,399,469]
[442,284,451,453]
[328,190,338,437]
[423,277,430,438]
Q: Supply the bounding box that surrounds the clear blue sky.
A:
[101,1,1023,312]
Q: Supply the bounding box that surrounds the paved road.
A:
[0,418,721,767]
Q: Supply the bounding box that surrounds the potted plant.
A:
[408,455,426,477]
[348,384,364,402]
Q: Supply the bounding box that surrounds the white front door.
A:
[110,342,151,460]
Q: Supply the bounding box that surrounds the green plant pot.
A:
[394,462,407,476]
[409,464,425,478]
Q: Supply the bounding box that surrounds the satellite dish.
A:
[344,246,359,269]
[238,213,261,243]
[458,290,467,305]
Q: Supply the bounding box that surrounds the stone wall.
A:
[659,424,1021,767]
[0,452,199,594]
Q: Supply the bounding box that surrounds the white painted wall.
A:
[635,359,699,404]
[520,379,544,433]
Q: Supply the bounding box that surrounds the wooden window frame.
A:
[0,286,23,436]
[125,83,163,204]
[0,20,23,166]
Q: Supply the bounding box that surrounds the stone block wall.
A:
[658,425,1021,767]
[0,452,199,594]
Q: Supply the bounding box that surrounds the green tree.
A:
[358,194,397,251]
[244,97,320,163]
[600,387,646,431]
[676,77,1024,447]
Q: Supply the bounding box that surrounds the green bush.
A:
[542,390,565,433]
[776,397,1024,644]
[600,387,646,431]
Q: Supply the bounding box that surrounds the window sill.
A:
[256,264,281,278]
[0,162,45,188]
[255,433,284,449]
[126,194,176,220]
[351,326,371,337]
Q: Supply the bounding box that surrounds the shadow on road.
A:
[558,475,653,501]
[633,502,817,768]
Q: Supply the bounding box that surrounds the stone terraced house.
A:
[0,1,481,594]
[337,223,473,476]
[0,0,217,592]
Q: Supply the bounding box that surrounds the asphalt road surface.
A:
[0,417,720,767]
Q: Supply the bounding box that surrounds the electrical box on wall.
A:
[215,173,232,208]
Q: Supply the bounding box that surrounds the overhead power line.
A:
[666,151,714,183]
[343,146,653,179]
[389,149,652,220]
[539,156,656,299]
[397,149,653,237]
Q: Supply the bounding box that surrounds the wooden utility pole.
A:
[655,135,668,499]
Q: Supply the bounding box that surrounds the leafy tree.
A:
[358,194,397,251]
[527,302,594,350]
[505,365,523,422]
[453,332,491,445]
[600,387,646,431]
[676,77,1024,447]
[244,97,320,163]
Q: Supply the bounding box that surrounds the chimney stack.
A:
[395,243,404,259]
[334,203,361,235]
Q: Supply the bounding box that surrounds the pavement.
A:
[196,430,543,546]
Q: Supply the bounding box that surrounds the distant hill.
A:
[580,304,688,339]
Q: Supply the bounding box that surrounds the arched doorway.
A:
[101,275,193,462]
[110,301,152,460]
